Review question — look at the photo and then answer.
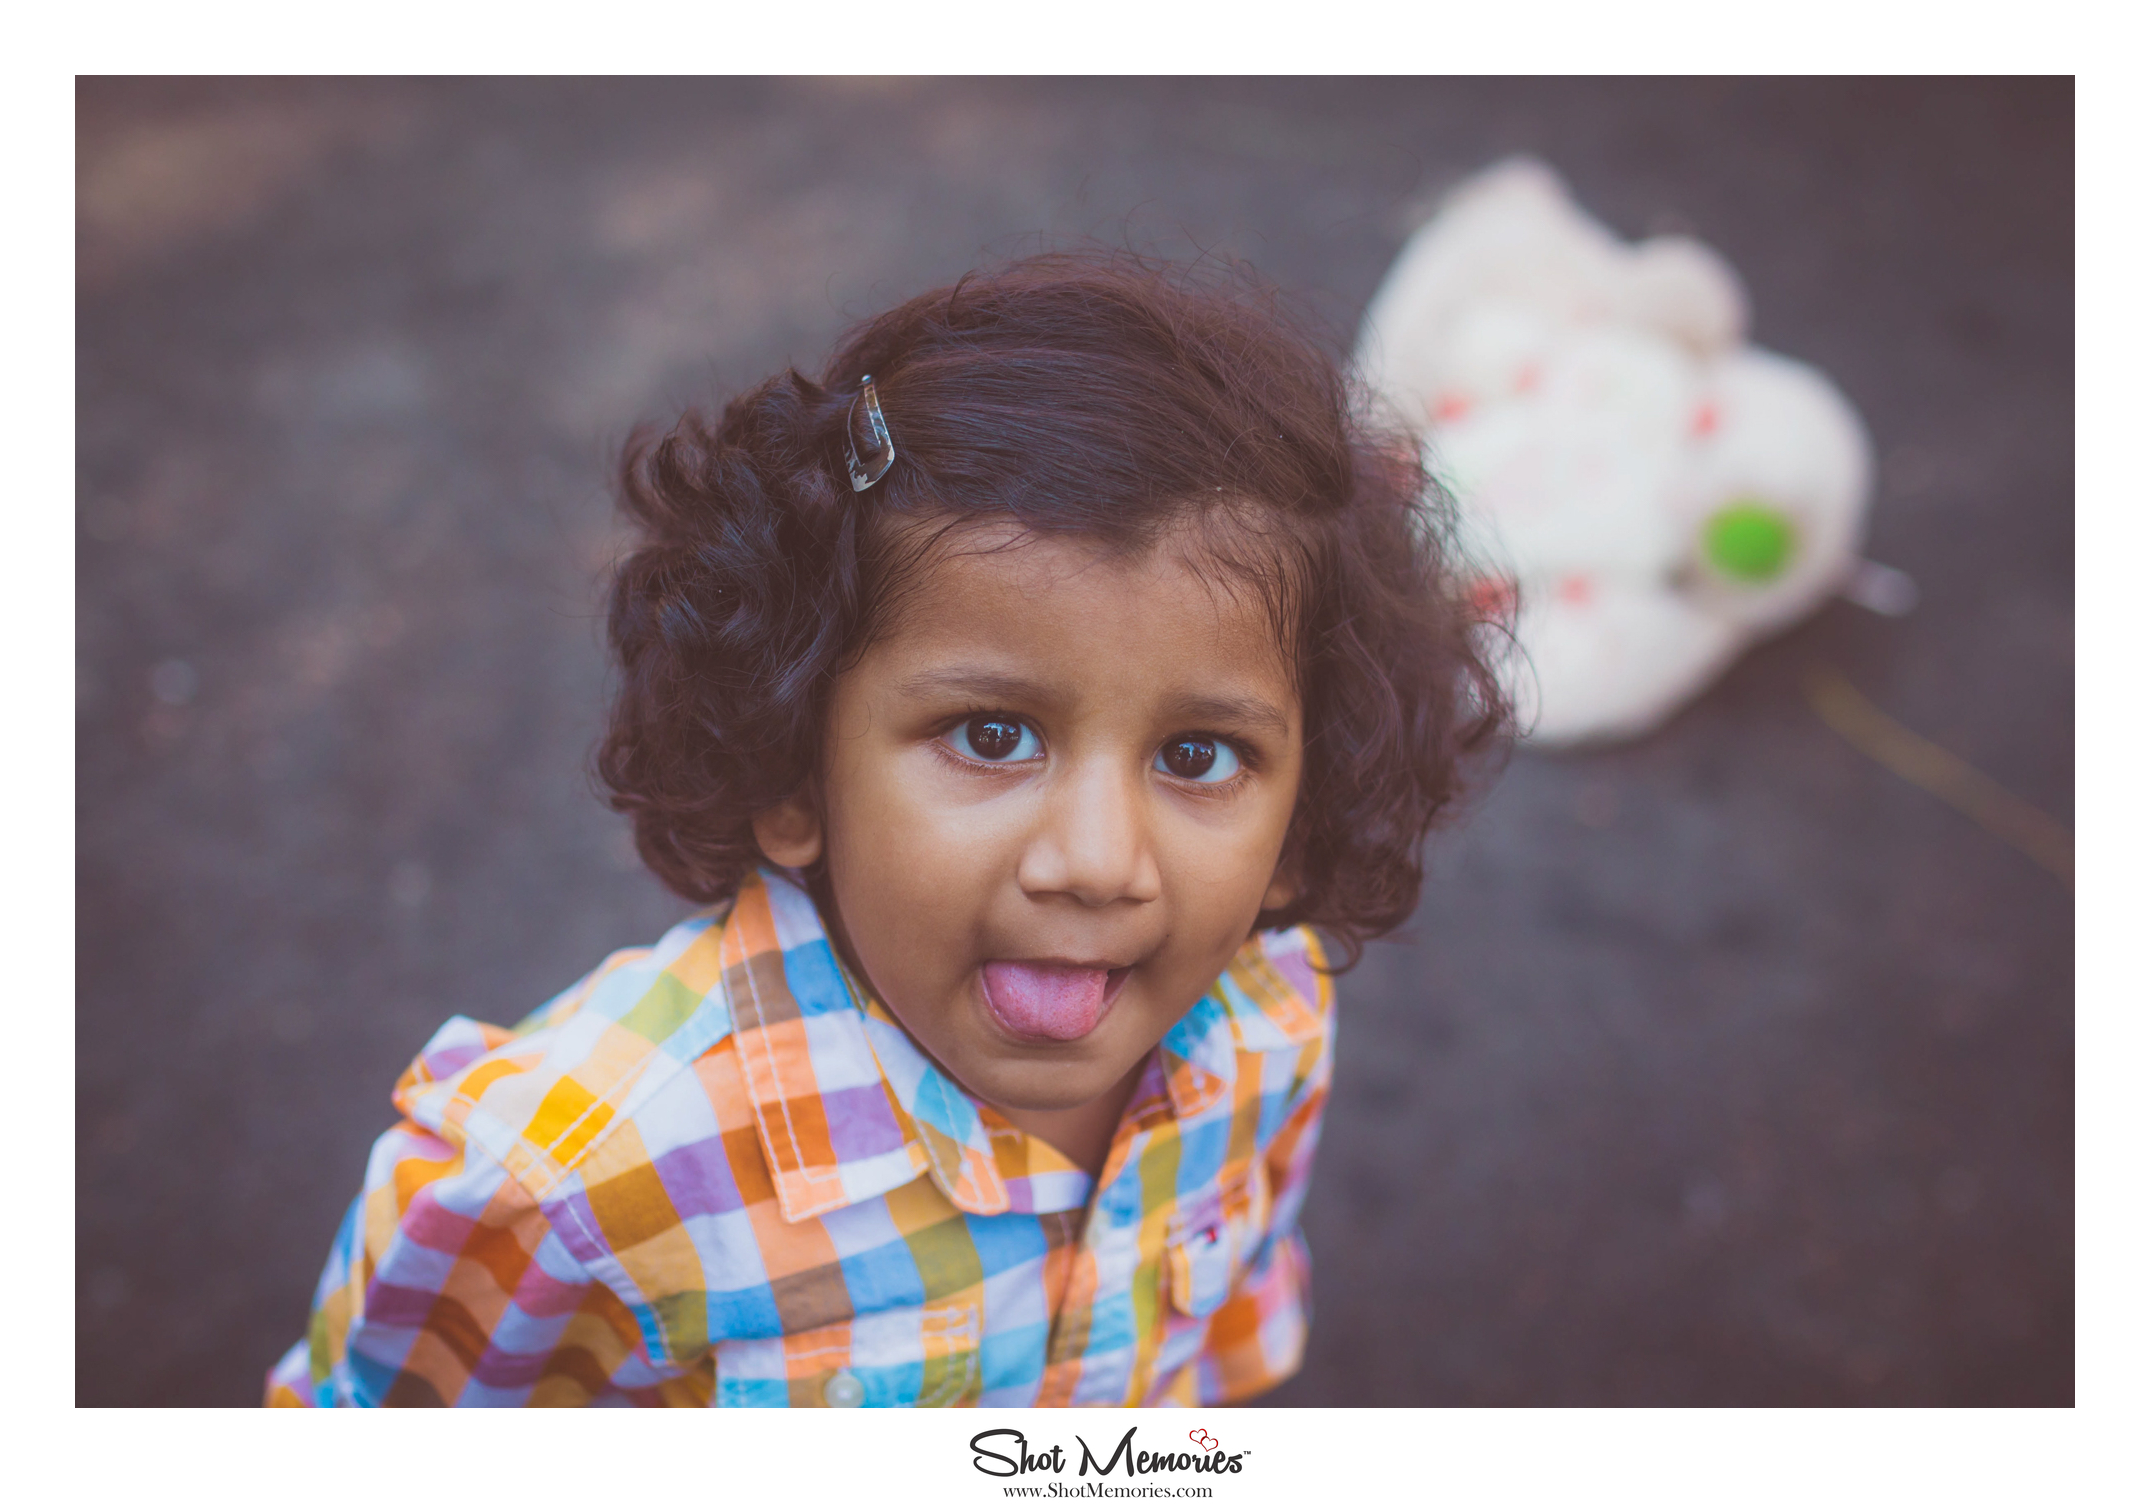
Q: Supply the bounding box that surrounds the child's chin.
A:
[969,1055,1127,1115]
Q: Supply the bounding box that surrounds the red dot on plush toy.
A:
[1466,577,1518,618]
[1690,401,1720,438]
[1557,573,1595,606]
[1431,391,1474,424]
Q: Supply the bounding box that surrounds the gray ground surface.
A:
[76,78,2072,1406]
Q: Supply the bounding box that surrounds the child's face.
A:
[756,521,1302,1117]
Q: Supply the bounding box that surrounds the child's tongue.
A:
[981,961,1110,1042]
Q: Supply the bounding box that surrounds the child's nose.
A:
[1015,757,1164,907]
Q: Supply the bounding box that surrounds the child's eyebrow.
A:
[895,668,1293,742]
[1163,692,1295,741]
[893,667,1052,706]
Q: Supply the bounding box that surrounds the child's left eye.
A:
[1154,737,1242,784]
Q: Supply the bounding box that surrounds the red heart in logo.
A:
[1189,1429,1219,1451]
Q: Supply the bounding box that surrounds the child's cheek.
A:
[824,740,1004,994]
[1168,802,1292,912]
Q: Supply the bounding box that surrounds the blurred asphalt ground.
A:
[75,78,2072,1406]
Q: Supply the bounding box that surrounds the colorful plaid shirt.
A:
[265,867,1333,1407]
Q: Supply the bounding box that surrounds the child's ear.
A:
[1260,855,1299,913]
[752,785,824,869]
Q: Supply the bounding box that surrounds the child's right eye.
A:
[944,716,1043,764]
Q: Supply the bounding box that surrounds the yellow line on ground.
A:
[1802,665,2072,890]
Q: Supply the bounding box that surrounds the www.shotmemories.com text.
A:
[998,1486,1217,1499]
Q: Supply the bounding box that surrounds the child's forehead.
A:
[868,515,1302,684]
[888,514,1295,631]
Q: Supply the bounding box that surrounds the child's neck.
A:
[993,1056,1148,1182]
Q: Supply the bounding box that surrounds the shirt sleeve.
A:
[1189,999,1335,1405]
[264,1116,708,1407]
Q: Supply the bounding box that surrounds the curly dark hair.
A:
[598,251,1507,966]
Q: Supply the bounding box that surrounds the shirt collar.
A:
[724,867,1324,1224]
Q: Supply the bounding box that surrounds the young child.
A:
[265,252,1503,1408]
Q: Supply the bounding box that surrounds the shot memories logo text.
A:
[971,1425,1251,1482]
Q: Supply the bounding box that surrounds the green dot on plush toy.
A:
[1702,500,1796,582]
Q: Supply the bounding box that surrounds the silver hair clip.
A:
[845,375,896,492]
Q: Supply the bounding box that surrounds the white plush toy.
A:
[1356,158,1900,745]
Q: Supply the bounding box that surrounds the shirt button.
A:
[822,1368,864,1408]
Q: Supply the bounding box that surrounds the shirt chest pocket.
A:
[711,1298,983,1408]
[1164,1163,1271,1320]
